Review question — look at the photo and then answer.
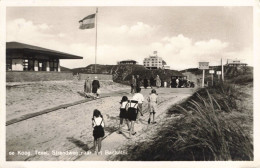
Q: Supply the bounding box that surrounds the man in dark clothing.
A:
[150,76,155,88]
[92,76,100,98]
[143,77,148,89]
[130,75,136,94]
[136,75,141,90]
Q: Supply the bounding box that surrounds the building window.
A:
[23,59,29,71]
[23,59,34,71]
[6,59,12,71]
[50,59,58,71]
[28,59,34,71]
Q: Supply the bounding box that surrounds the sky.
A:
[6,6,253,70]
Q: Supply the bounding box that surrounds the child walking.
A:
[132,87,144,123]
[118,96,130,134]
[92,109,105,155]
[147,89,158,124]
[126,99,139,138]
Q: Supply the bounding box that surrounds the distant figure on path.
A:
[84,77,92,98]
[150,76,155,88]
[155,75,161,88]
[176,78,179,88]
[92,109,105,155]
[118,96,130,134]
[92,76,100,98]
[147,89,158,124]
[130,75,136,94]
[143,77,148,89]
[76,73,80,80]
[136,75,141,90]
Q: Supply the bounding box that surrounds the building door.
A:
[38,60,47,71]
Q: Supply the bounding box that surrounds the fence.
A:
[79,73,113,81]
[6,71,113,82]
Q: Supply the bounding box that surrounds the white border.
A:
[0,0,259,168]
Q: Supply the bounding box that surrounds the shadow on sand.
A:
[67,137,90,152]
[77,91,87,98]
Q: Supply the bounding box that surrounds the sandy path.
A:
[77,93,192,161]
[6,87,194,161]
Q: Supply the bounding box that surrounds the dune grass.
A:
[113,82,253,161]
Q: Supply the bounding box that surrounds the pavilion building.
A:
[117,59,137,65]
[6,42,83,72]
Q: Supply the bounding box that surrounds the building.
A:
[143,51,167,69]
[226,59,247,67]
[163,65,171,70]
[6,42,83,72]
[117,59,137,65]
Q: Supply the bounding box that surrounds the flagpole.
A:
[95,7,98,74]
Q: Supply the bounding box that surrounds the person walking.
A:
[143,77,148,89]
[155,75,161,88]
[130,75,136,94]
[92,76,100,99]
[92,109,105,155]
[136,75,141,91]
[126,99,139,138]
[118,96,130,134]
[150,76,154,88]
[176,78,179,88]
[132,87,144,123]
[147,89,158,124]
[84,77,92,98]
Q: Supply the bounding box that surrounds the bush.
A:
[170,82,240,113]
[229,74,253,85]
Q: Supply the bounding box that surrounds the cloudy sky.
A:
[6,6,253,70]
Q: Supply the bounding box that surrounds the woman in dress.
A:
[84,77,92,98]
[155,75,161,88]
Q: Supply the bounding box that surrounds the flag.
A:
[79,14,95,29]
[153,51,157,55]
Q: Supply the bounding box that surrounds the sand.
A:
[6,80,129,121]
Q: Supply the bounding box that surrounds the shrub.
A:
[229,74,253,85]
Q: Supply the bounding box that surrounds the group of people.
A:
[84,76,101,99]
[130,75,141,94]
[91,87,159,155]
[130,75,162,93]
[171,77,195,88]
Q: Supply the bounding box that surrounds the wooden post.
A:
[221,58,224,82]
[211,74,213,86]
[202,69,205,88]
